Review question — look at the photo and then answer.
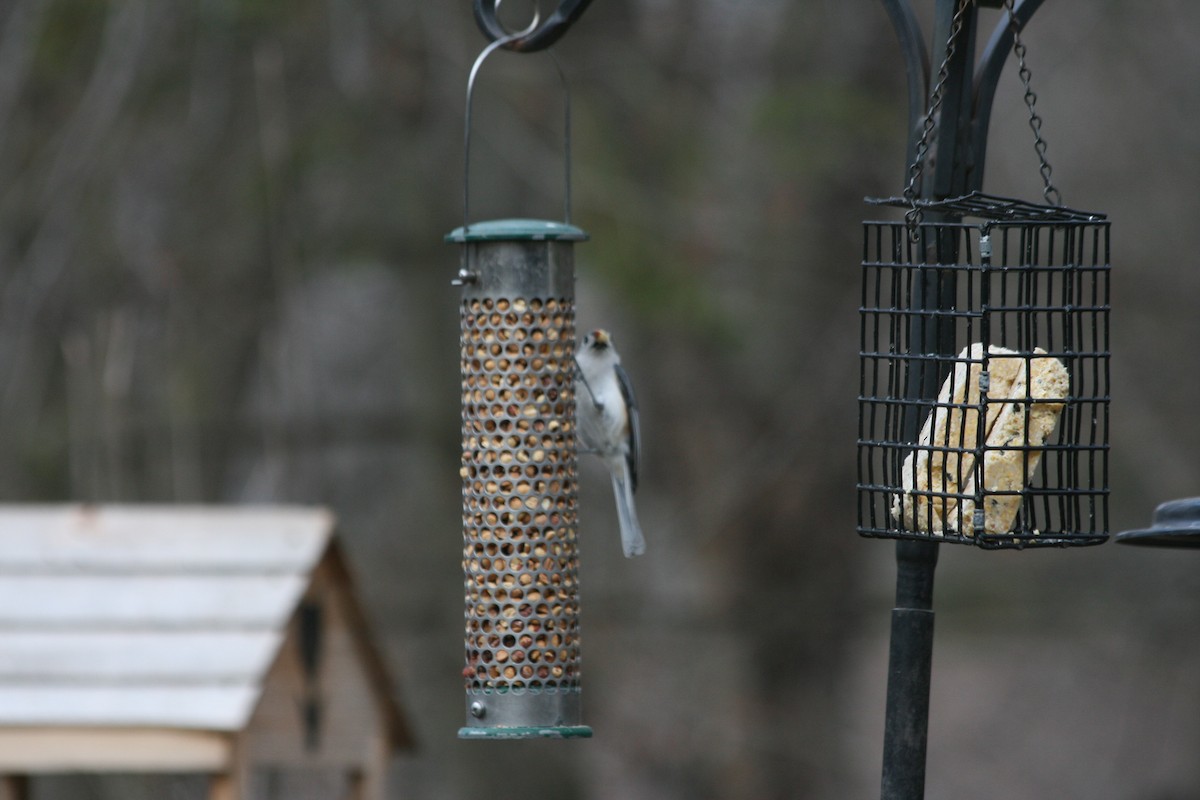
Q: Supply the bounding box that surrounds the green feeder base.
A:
[458,725,593,740]
[458,690,588,739]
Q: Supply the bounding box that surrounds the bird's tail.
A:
[610,465,645,558]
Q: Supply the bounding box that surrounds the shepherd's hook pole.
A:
[876,2,1048,798]
[881,539,938,800]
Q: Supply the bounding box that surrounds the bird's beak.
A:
[593,329,611,347]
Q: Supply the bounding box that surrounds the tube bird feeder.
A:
[448,0,595,740]
[450,220,590,739]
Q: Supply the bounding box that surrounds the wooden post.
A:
[208,772,236,800]
[208,768,255,800]
[209,736,253,800]
[346,771,378,800]
[0,776,29,800]
[344,734,389,800]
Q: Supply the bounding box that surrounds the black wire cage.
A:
[857,194,1110,549]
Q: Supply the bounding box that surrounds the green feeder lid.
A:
[445,218,588,243]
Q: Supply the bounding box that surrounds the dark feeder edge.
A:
[1115,497,1200,549]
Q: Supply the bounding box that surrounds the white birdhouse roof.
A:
[0,505,410,752]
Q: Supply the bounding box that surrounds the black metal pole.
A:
[877,2,1048,798]
[881,539,938,800]
[879,2,976,798]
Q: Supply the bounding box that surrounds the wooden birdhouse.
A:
[0,505,413,800]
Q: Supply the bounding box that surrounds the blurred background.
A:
[2,0,1199,798]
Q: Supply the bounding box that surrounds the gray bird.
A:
[575,329,644,557]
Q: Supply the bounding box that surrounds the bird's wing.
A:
[616,363,639,493]
[573,355,597,407]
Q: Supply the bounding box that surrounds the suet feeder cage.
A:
[447,0,595,740]
[857,194,1111,549]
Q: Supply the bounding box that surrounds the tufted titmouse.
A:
[575,329,645,557]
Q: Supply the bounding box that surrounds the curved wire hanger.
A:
[462,1,574,231]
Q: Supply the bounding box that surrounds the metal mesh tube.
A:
[451,222,591,738]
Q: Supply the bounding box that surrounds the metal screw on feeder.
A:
[858,1,1111,797]
[448,0,595,740]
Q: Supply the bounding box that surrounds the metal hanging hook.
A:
[461,18,574,234]
[474,0,595,53]
[484,0,542,39]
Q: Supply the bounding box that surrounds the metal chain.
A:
[904,0,974,238]
[1002,0,1061,206]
